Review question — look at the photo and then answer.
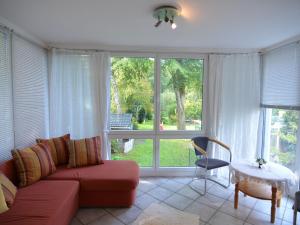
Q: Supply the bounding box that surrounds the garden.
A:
[110,57,203,166]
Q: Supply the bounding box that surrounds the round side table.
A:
[230,161,297,224]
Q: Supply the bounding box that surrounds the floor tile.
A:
[254,199,285,219]
[147,186,174,201]
[164,193,194,210]
[107,205,142,224]
[281,221,293,225]
[228,192,257,209]
[159,179,185,192]
[246,210,282,225]
[141,177,167,185]
[137,180,157,192]
[170,177,193,185]
[219,200,251,221]
[184,201,216,222]
[286,197,295,209]
[76,208,107,224]
[283,207,300,224]
[89,214,124,225]
[208,211,244,225]
[135,193,159,210]
[136,189,144,197]
[208,184,233,200]
[177,186,201,200]
[69,218,82,225]
[196,193,225,209]
[189,179,215,193]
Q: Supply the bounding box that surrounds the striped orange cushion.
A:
[36,134,70,166]
[12,143,56,187]
[68,136,103,168]
[0,173,17,208]
[0,186,8,213]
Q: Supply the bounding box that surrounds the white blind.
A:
[12,35,49,148]
[0,27,14,162]
[262,43,300,109]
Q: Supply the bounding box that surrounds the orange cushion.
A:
[0,185,9,214]
[68,136,103,168]
[0,180,79,225]
[11,143,56,187]
[36,134,70,166]
[46,160,139,191]
[0,173,17,208]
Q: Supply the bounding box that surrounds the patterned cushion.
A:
[12,143,56,187]
[0,186,8,214]
[0,173,17,207]
[36,134,70,165]
[68,136,103,168]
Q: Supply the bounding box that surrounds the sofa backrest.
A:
[0,159,18,185]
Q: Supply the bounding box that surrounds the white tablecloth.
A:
[230,161,297,193]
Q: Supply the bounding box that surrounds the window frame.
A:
[108,52,208,176]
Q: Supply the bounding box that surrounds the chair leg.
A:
[189,166,231,196]
[206,166,231,189]
[293,208,297,225]
[294,199,298,225]
[189,166,207,196]
[204,168,207,195]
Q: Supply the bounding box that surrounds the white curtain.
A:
[49,49,110,159]
[206,54,261,166]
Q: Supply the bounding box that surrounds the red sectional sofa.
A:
[0,159,139,225]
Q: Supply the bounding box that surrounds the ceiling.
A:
[0,0,300,51]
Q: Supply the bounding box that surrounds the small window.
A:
[267,108,299,171]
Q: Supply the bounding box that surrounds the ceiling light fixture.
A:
[153,5,180,29]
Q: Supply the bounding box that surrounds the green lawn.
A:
[111,139,197,167]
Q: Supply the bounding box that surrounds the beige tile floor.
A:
[70,177,299,225]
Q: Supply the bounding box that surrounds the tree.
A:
[279,110,299,152]
[111,57,154,120]
[161,59,202,130]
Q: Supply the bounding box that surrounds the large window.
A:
[266,108,299,171]
[109,54,205,172]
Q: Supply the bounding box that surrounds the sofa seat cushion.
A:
[0,180,79,225]
[46,160,139,191]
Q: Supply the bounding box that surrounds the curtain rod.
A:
[50,46,260,55]
[0,23,47,50]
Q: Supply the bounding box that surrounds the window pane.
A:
[111,139,153,167]
[269,109,299,171]
[160,58,203,131]
[160,139,197,167]
[110,57,154,131]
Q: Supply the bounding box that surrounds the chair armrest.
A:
[191,142,208,157]
[208,137,232,162]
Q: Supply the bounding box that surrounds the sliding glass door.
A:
[109,53,206,175]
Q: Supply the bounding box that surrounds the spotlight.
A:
[153,5,180,29]
[171,22,177,30]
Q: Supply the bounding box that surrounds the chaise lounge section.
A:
[0,159,139,225]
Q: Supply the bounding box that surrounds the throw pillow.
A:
[0,173,17,207]
[12,143,56,187]
[68,136,103,168]
[36,134,70,165]
[0,186,8,214]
